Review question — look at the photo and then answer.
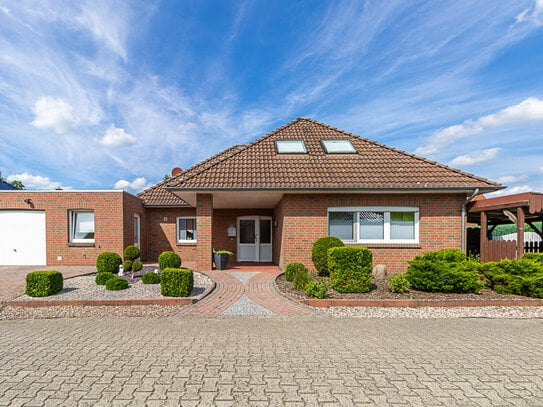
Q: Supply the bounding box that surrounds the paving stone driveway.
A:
[1,316,542,406]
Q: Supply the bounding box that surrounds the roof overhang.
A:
[167,186,500,209]
[467,192,543,224]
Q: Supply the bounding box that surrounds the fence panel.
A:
[481,240,517,262]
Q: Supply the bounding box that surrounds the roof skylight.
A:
[275,140,307,154]
[321,139,356,154]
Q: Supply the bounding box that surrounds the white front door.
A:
[0,210,46,265]
[134,214,141,248]
[237,216,272,262]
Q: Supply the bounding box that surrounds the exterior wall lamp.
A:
[24,198,33,205]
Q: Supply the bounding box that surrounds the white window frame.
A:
[321,139,356,154]
[177,216,197,243]
[328,206,419,244]
[69,210,95,243]
[275,140,307,154]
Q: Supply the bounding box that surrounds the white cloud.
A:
[96,125,136,147]
[449,147,501,166]
[495,175,528,184]
[417,98,543,155]
[113,177,150,192]
[487,184,533,197]
[6,172,67,190]
[539,166,543,173]
[516,0,543,26]
[31,97,80,134]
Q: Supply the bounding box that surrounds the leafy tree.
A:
[10,180,25,190]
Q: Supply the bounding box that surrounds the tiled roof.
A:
[170,118,500,190]
[140,118,501,205]
[138,144,246,205]
[0,180,17,190]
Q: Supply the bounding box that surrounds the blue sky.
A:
[0,1,542,195]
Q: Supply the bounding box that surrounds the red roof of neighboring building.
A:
[139,118,502,206]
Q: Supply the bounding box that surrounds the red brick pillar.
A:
[196,194,213,271]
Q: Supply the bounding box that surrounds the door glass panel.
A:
[260,219,271,244]
[240,220,255,244]
[134,216,140,245]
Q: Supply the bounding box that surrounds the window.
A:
[275,140,307,154]
[321,139,356,154]
[69,210,95,243]
[177,217,197,243]
[328,207,419,243]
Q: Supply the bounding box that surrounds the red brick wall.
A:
[144,207,197,264]
[196,194,213,271]
[273,193,466,273]
[0,191,129,265]
[213,209,274,263]
[122,192,146,260]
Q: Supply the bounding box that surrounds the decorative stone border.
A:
[1,280,217,308]
[274,273,543,308]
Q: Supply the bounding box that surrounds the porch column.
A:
[480,211,487,250]
[517,207,525,259]
[196,194,213,271]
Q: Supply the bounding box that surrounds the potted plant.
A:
[213,249,234,270]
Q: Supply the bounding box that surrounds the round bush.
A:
[158,251,181,270]
[311,236,345,276]
[388,274,411,293]
[105,276,129,291]
[284,262,307,282]
[142,272,161,284]
[96,252,122,273]
[124,245,141,261]
[95,272,115,285]
[132,261,143,272]
[123,260,133,272]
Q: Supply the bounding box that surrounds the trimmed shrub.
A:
[105,276,129,291]
[158,251,181,270]
[478,259,543,297]
[304,280,329,299]
[292,267,313,290]
[142,272,161,284]
[284,262,306,282]
[124,245,141,261]
[123,260,133,272]
[96,252,122,273]
[329,246,372,293]
[388,274,411,293]
[25,270,63,297]
[95,272,116,285]
[161,268,193,297]
[522,253,543,265]
[405,249,484,293]
[311,236,345,276]
[132,261,143,272]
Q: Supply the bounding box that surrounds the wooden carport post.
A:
[516,207,525,259]
[480,211,487,261]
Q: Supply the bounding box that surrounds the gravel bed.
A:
[11,272,213,302]
[317,306,543,319]
[0,305,185,320]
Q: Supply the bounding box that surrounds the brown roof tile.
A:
[169,118,501,190]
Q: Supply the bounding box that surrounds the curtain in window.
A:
[178,218,196,241]
[390,212,415,240]
[73,212,94,240]
[359,211,384,240]
[329,212,355,240]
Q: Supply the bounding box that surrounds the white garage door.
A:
[0,210,46,265]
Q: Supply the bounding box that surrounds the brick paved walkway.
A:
[1,317,542,406]
[183,270,313,316]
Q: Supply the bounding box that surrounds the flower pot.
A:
[213,253,230,270]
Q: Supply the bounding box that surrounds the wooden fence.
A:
[481,240,516,263]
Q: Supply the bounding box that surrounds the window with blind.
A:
[69,210,95,243]
[328,207,419,243]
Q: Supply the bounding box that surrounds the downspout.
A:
[461,188,480,253]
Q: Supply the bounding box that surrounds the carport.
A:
[467,192,543,262]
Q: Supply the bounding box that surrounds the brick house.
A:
[0,118,502,271]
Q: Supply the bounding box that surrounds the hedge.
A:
[160,268,193,297]
[95,272,116,285]
[478,259,543,298]
[96,252,122,273]
[142,272,161,284]
[105,277,129,291]
[158,251,181,270]
[329,246,372,293]
[311,236,345,276]
[25,270,63,297]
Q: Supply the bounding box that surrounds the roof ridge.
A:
[300,118,501,187]
[172,118,307,187]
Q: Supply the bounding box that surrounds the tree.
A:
[162,174,171,182]
[10,180,25,190]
